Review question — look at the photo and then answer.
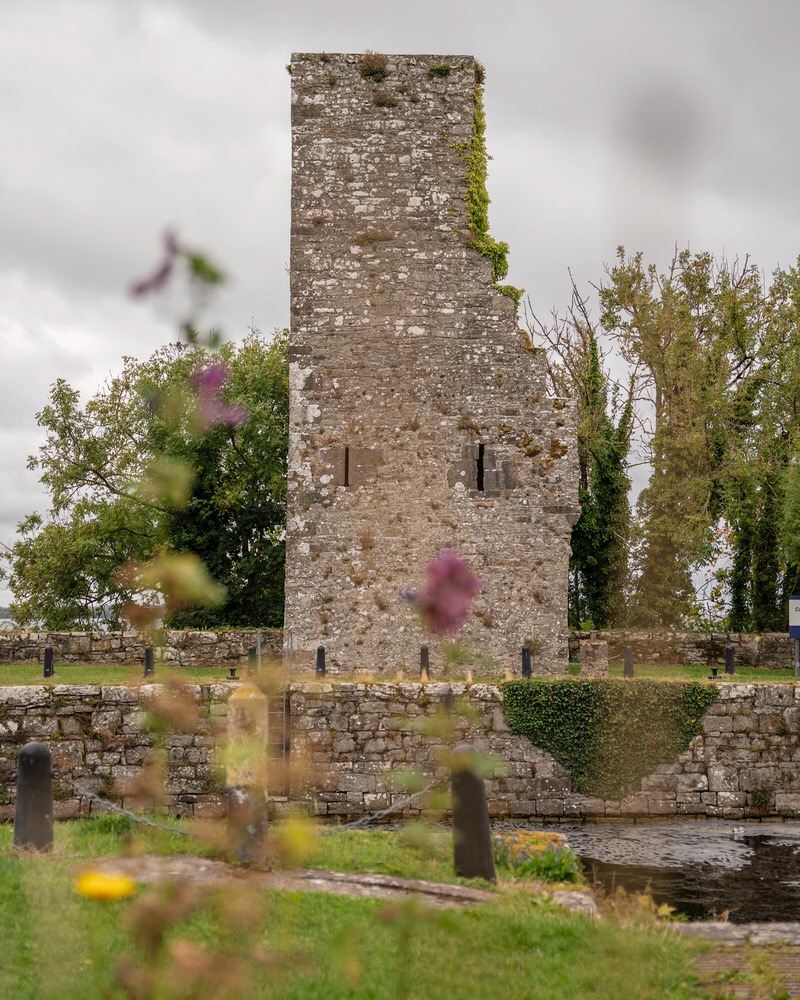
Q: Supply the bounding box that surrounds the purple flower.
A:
[129,229,180,297]
[193,361,247,429]
[417,550,481,635]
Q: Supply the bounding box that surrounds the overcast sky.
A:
[2,0,799,605]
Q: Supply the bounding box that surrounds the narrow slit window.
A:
[343,446,350,487]
[476,443,485,492]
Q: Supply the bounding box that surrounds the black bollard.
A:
[420,645,430,682]
[143,646,154,677]
[451,743,496,883]
[14,742,53,852]
[623,646,635,678]
[43,645,54,679]
[725,645,735,676]
[521,646,532,678]
[228,666,238,680]
[247,645,257,676]
[315,645,326,677]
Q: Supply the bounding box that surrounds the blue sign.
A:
[790,596,800,639]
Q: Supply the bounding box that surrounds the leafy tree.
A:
[7,331,288,630]
[597,248,800,629]
[163,335,289,628]
[526,281,633,628]
[569,352,633,629]
[533,248,800,631]
[598,249,790,627]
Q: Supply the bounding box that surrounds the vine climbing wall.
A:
[284,53,579,675]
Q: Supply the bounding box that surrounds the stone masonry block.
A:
[707,764,740,792]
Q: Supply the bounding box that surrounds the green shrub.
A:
[494,830,582,883]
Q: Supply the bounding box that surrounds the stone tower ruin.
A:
[285,53,579,675]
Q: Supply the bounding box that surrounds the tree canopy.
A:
[6,331,288,630]
[530,248,800,631]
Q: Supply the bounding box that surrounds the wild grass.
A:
[0,818,707,1000]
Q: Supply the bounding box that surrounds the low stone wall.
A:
[1,627,795,674]
[3,681,800,823]
[0,683,232,821]
[569,631,796,671]
[0,629,283,667]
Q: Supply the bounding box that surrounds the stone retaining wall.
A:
[569,631,796,671]
[3,681,800,823]
[0,683,234,821]
[292,682,800,821]
[0,630,283,667]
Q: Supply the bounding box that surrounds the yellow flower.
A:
[74,870,138,901]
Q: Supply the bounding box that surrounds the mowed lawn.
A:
[0,660,795,686]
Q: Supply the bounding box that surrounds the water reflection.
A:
[538,820,800,922]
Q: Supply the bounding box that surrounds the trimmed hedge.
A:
[501,679,719,800]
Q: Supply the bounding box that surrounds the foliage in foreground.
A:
[502,678,719,799]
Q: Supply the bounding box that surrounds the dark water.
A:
[538,820,800,922]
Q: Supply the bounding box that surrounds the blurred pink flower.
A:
[193,362,247,428]
[129,229,180,297]
[417,550,481,635]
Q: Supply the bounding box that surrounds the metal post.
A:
[521,646,532,678]
[43,645,54,679]
[14,743,53,852]
[725,645,735,676]
[143,646,154,677]
[623,646,634,678]
[420,645,430,682]
[451,743,496,883]
[315,645,326,677]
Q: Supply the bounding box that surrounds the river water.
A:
[538,820,800,922]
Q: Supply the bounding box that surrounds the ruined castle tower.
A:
[285,53,579,674]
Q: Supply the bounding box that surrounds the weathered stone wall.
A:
[5,681,800,824]
[0,630,283,667]
[570,631,796,671]
[291,681,800,821]
[0,684,232,821]
[285,53,579,677]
